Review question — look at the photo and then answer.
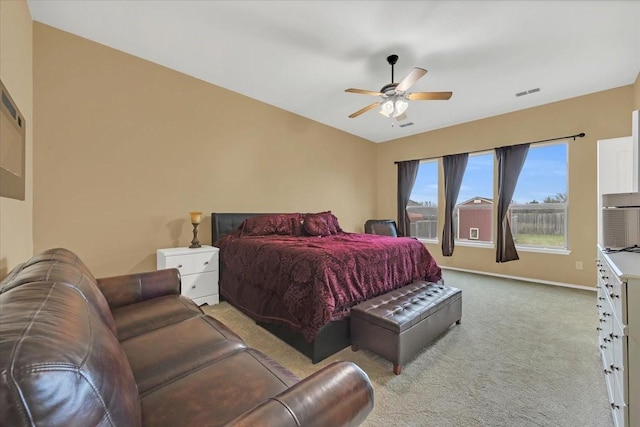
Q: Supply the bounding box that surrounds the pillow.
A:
[241,214,301,236]
[291,216,304,237]
[303,214,332,237]
[307,211,342,234]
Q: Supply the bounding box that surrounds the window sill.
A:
[515,246,571,255]
[416,239,571,255]
[454,240,494,249]
[416,238,438,244]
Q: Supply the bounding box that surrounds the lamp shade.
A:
[189,211,202,224]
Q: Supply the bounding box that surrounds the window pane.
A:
[455,152,493,243]
[407,160,438,239]
[510,143,568,249]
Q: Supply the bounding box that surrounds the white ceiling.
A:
[27,1,640,143]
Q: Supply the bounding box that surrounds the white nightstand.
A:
[156,246,219,306]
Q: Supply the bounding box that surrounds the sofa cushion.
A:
[0,281,141,427]
[22,248,98,282]
[1,260,117,334]
[121,315,247,394]
[139,348,299,426]
[111,294,203,341]
[0,262,24,288]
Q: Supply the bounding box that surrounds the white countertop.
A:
[602,248,640,280]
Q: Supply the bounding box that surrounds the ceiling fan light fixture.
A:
[380,97,408,118]
[395,99,408,115]
[381,100,395,117]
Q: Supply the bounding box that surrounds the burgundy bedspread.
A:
[216,232,441,341]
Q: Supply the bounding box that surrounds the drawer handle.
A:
[178,264,183,268]
[599,318,606,323]
[598,297,605,301]
[610,364,620,371]
[602,312,611,317]
[610,293,619,299]
[596,327,602,331]
[203,261,209,265]
[604,368,611,374]
[600,344,607,350]
[596,304,602,308]
[610,333,620,340]
[611,403,620,410]
[192,284,196,289]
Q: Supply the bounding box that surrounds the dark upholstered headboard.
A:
[211,213,267,244]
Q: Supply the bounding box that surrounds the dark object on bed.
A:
[212,212,442,363]
[364,219,399,237]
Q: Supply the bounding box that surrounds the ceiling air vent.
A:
[399,122,414,128]
[516,87,541,97]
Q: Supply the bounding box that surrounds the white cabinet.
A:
[157,246,219,306]
[597,246,640,427]
[597,136,633,245]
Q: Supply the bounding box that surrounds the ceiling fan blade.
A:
[345,88,382,96]
[395,67,427,92]
[407,91,453,101]
[349,102,380,118]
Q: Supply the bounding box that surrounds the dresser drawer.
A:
[182,271,219,300]
[191,251,218,273]
[161,251,218,275]
[612,317,628,403]
[598,256,628,325]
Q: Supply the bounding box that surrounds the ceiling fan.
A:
[345,54,452,122]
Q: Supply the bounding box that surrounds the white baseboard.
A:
[441,266,596,292]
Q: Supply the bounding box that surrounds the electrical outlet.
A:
[575,261,583,270]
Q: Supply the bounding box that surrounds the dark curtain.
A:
[442,153,468,256]
[496,144,530,262]
[397,160,420,237]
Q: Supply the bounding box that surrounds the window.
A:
[407,159,438,239]
[454,152,493,243]
[510,142,568,249]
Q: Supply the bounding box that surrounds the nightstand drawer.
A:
[192,251,218,273]
[182,271,219,300]
[161,251,218,275]
[162,255,195,274]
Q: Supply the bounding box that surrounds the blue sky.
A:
[410,143,567,205]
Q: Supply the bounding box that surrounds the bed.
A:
[212,212,442,363]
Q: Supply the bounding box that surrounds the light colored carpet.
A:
[202,269,613,427]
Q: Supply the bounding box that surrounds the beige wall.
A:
[33,23,376,277]
[0,0,33,278]
[375,86,634,287]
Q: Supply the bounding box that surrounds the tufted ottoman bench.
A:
[350,281,462,374]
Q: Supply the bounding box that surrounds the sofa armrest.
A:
[97,268,181,309]
[226,361,374,427]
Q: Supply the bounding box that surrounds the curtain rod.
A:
[393,132,586,164]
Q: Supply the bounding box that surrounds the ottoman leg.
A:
[393,363,402,375]
[456,319,461,324]
[351,344,359,352]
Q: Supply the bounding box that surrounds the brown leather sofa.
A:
[0,248,374,426]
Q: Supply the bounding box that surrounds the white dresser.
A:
[157,246,219,306]
[597,246,640,427]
